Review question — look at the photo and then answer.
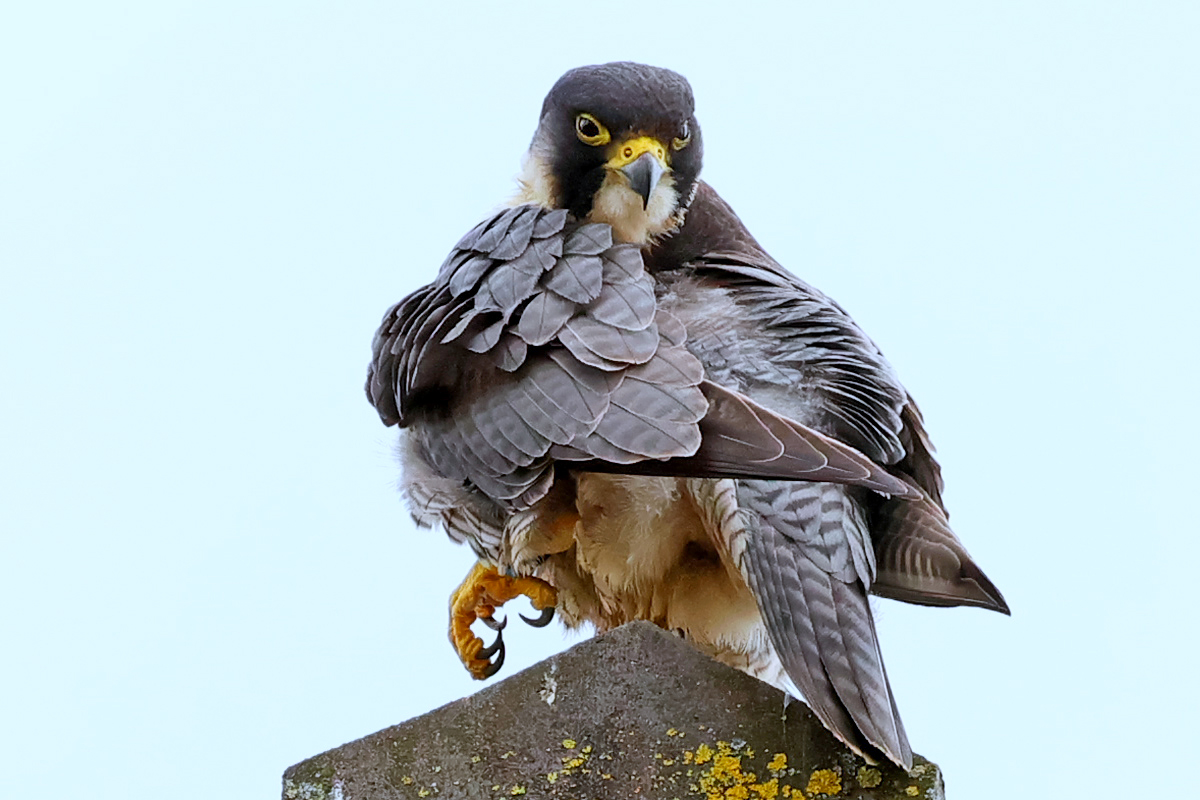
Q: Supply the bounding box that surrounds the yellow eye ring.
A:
[672,122,692,151]
[575,113,610,146]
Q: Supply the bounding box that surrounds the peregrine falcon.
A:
[366,62,1008,768]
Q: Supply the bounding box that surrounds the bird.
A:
[365,61,1008,769]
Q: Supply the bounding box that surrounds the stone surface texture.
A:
[283,622,944,799]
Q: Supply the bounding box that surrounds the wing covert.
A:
[366,205,708,509]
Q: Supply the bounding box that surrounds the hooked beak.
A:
[621,152,666,209]
[608,136,670,209]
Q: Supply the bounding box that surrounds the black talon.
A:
[477,629,504,660]
[520,606,555,628]
[480,638,506,678]
[481,612,507,631]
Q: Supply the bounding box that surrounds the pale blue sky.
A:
[2,2,1197,798]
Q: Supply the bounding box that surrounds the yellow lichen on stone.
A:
[417,790,429,798]
[562,739,577,749]
[694,743,715,765]
[751,778,781,799]
[561,756,586,772]
[906,786,919,797]
[685,750,695,764]
[545,772,558,784]
[805,768,842,796]
[768,753,787,774]
[698,751,753,799]
[712,753,744,781]
[400,776,414,785]
[581,745,592,754]
[857,767,882,788]
[509,786,526,796]
[470,755,480,764]
[668,727,679,736]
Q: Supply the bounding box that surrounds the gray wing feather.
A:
[739,479,913,768]
[893,399,945,508]
[544,253,605,303]
[517,291,576,346]
[367,205,708,509]
[585,279,657,329]
[871,485,1010,613]
[583,381,916,496]
[487,205,538,259]
[367,207,928,511]
[692,252,907,465]
[672,247,1005,609]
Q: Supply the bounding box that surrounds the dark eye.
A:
[672,121,692,151]
[575,113,610,146]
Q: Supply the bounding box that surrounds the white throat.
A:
[513,152,682,246]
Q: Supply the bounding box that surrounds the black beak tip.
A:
[628,171,653,208]
[620,153,662,210]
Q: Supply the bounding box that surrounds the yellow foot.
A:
[449,561,557,680]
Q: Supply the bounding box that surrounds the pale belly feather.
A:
[531,473,792,692]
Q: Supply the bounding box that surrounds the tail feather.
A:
[739,480,913,768]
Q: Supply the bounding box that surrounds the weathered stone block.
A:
[284,622,942,799]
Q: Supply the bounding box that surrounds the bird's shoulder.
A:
[649,183,942,502]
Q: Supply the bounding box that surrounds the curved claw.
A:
[520,606,555,628]
[449,562,558,681]
[480,641,506,679]
[480,612,507,632]
[477,628,505,660]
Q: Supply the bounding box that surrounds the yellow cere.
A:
[606,136,669,169]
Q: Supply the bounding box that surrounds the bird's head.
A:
[517,62,703,246]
